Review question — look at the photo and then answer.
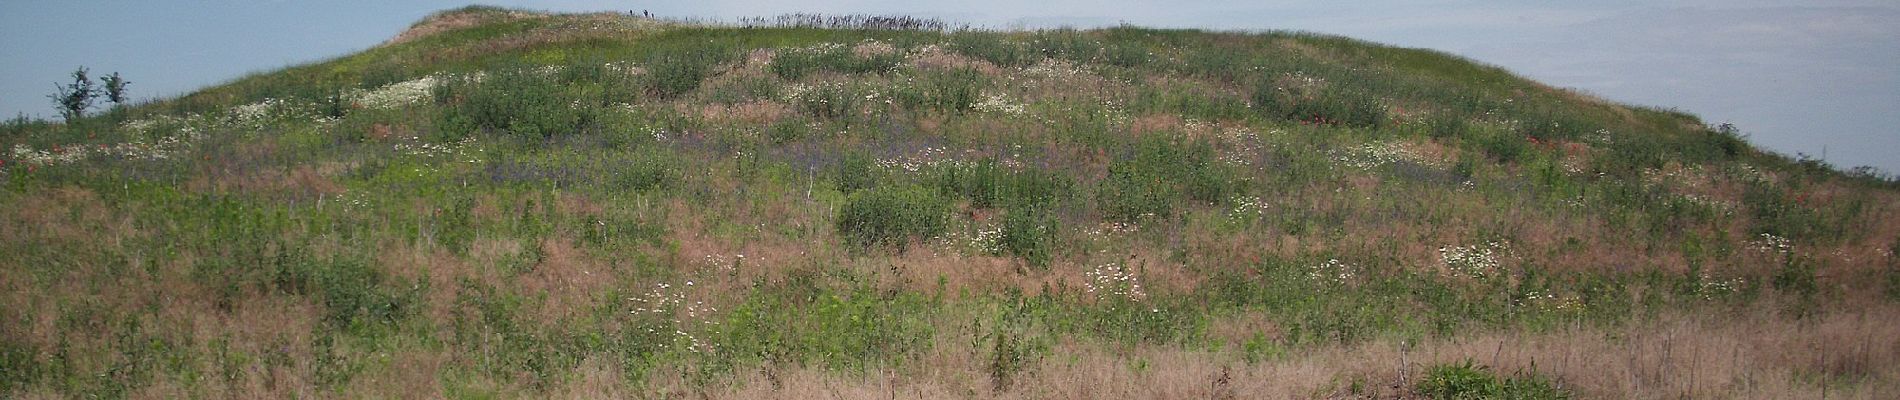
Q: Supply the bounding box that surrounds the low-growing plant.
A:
[434,67,593,139]
[1097,136,1233,222]
[719,274,937,372]
[645,45,733,98]
[998,206,1056,267]
[1031,30,1102,63]
[833,150,882,193]
[837,184,952,249]
[948,31,1035,68]
[793,83,861,121]
[1416,360,1570,400]
[1250,78,1387,128]
[770,44,903,81]
[1103,43,1150,68]
[895,67,985,113]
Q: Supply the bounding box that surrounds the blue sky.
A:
[4,1,1896,172]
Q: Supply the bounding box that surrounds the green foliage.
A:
[793,83,861,121]
[948,32,1035,68]
[998,206,1056,267]
[1743,179,1823,241]
[1250,80,1386,128]
[1472,127,1529,163]
[278,256,417,328]
[1417,360,1570,400]
[613,147,682,192]
[837,184,952,249]
[1884,267,1900,303]
[434,67,593,139]
[0,338,36,393]
[895,67,986,113]
[50,66,99,122]
[645,45,733,98]
[1103,43,1151,67]
[833,151,883,193]
[718,274,936,372]
[770,44,904,80]
[1031,30,1102,63]
[931,158,1071,209]
[1771,254,1818,298]
[984,298,1049,392]
[100,72,131,105]
[1097,136,1234,222]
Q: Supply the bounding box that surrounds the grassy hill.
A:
[4,6,1899,398]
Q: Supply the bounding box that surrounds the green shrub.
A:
[434,68,592,139]
[1417,360,1570,400]
[1250,80,1387,128]
[896,68,985,113]
[1103,43,1150,67]
[1097,166,1178,222]
[646,46,732,98]
[837,184,952,249]
[0,338,37,393]
[984,299,1049,392]
[1097,136,1233,222]
[718,276,936,372]
[614,148,681,192]
[833,151,883,193]
[1031,30,1101,62]
[998,206,1055,267]
[794,83,861,121]
[1428,113,1469,139]
[770,45,903,81]
[1472,128,1528,163]
[766,118,813,144]
[932,159,1072,209]
[948,32,1035,68]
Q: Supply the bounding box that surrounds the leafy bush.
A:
[0,339,37,393]
[1250,80,1387,128]
[1097,136,1233,222]
[718,276,936,372]
[434,68,592,139]
[895,67,985,113]
[984,299,1049,392]
[998,206,1056,267]
[614,148,682,192]
[948,32,1035,68]
[1472,127,1529,163]
[645,46,732,98]
[1103,43,1150,67]
[833,151,883,193]
[1031,30,1101,63]
[770,44,903,80]
[837,184,952,248]
[1417,360,1570,400]
[931,159,1069,209]
[794,83,861,121]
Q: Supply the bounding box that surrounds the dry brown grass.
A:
[908,46,1005,76]
[519,237,615,324]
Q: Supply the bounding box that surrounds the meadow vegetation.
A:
[4,6,1900,399]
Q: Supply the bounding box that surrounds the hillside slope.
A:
[4,6,1899,399]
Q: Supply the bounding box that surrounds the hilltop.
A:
[4,6,1898,398]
